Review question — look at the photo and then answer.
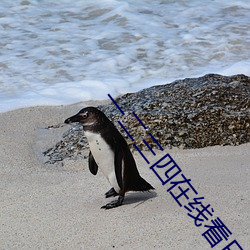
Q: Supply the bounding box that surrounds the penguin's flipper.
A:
[101,196,124,209]
[114,146,124,190]
[105,187,118,198]
[88,151,98,175]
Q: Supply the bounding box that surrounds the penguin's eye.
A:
[79,112,88,119]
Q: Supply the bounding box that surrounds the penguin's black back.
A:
[100,120,154,192]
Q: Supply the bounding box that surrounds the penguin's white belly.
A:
[85,131,120,193]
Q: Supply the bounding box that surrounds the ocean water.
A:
[0,0,249,112]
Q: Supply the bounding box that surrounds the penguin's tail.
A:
[131,176,154,192]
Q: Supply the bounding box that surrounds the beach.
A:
[0,0,249,249]
[0,101,249,250]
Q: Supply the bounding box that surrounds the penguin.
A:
[65,107,154,209]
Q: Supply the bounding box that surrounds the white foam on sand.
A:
[0,0,249,112]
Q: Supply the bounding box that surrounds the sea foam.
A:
[0,0,249,112]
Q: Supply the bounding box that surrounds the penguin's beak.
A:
[64,114,81,124]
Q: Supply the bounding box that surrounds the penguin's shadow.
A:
[122,190,157,208]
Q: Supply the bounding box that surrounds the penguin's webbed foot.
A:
[105,187,118,198]
[101,196,124,209]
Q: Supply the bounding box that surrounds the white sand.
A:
[0,101,249,250]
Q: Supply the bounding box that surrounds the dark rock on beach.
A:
[44,74,250,164]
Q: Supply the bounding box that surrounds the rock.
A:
[43,74,250,164]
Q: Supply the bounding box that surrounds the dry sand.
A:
[0,101,249,250]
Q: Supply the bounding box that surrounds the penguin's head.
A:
[65,107,109,130]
